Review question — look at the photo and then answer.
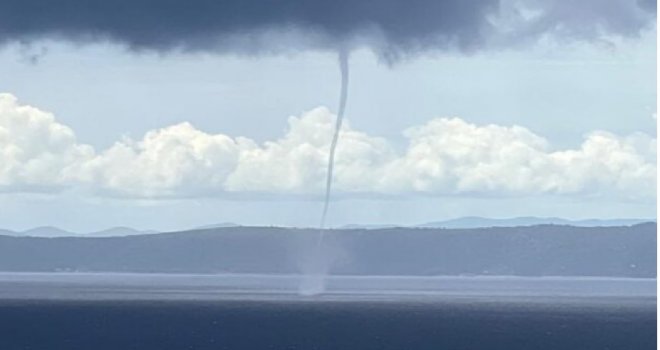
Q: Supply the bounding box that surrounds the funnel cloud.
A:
[320,50,350,228]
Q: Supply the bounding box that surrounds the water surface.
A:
[0,273,654,349]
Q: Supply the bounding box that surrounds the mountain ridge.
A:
[1,217,654,237]
[0,223,655,278]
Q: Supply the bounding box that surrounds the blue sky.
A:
[0,1,656,231]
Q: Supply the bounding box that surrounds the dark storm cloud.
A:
[0,0,498,56]
[0,0,655,57]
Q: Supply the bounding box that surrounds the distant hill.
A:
[2,227,156,238]
[193,222,240,230]
[3,217,651,236]
[21,226,76,238]
[86,227,159,237]
[418,216,654,229]
[0,223,655,278]
[0,229,16,236]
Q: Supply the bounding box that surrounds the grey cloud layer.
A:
[0,0,655,57]
[495,0,656,46]
[0,0,497,56]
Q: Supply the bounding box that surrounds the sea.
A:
[0,273,655,350]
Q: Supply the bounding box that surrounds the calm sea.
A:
[0,273,655,350]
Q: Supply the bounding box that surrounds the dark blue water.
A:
[0,297,655,350]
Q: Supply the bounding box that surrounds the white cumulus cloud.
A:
[0,93,655,200]
[0,93,93,191]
